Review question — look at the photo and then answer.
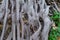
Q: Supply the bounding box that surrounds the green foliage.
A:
[49,10,60,40]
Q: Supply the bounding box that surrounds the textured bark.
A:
[0,0,8,40]
[0,0,52,40]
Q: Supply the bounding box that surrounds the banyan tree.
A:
[0,0,59,40]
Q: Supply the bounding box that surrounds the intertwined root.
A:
[0,0,51,40]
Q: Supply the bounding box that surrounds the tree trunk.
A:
[0,0,51,40]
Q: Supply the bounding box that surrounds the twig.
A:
[16,0,20,40]
[30,23,41,40]
[20,12,25,40]
[53,0,60,12]
[0,0,8,40]
[10,0,16,40]
[6,31,12,40]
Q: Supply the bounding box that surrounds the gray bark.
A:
[0,0,52,40]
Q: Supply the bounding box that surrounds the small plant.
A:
[49,10,60,40]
